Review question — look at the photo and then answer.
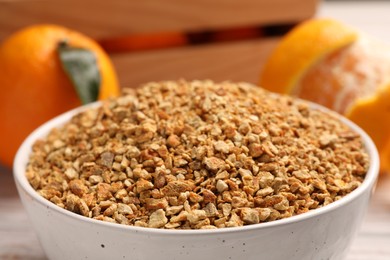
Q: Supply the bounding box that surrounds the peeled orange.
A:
[260,18,358,95]
[0,24,120,167]
[260,18,390,173]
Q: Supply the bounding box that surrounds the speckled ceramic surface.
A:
[14,102,379,260]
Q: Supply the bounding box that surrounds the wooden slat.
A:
[0,0,318,41]
[110,38,279,88]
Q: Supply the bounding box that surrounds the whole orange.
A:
[0,24,120,167]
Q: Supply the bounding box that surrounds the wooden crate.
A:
[0,0,318,88]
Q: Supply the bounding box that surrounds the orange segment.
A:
[381,139,390,172]
[260,18,358,94]
[346,83,390,170]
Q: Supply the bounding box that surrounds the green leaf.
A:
[57,41,101,105]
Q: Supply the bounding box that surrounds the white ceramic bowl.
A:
[14,102,379,260]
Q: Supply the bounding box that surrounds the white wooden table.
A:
[2,1,390,259]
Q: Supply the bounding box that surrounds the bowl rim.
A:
[13,100,380,236]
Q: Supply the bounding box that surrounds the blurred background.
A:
[1,0,389,89]
[0,0,317,88]
[1,0,390,169]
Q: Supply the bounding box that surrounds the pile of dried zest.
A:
[26,80,369,229]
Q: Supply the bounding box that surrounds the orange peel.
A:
[260,18,358,94]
